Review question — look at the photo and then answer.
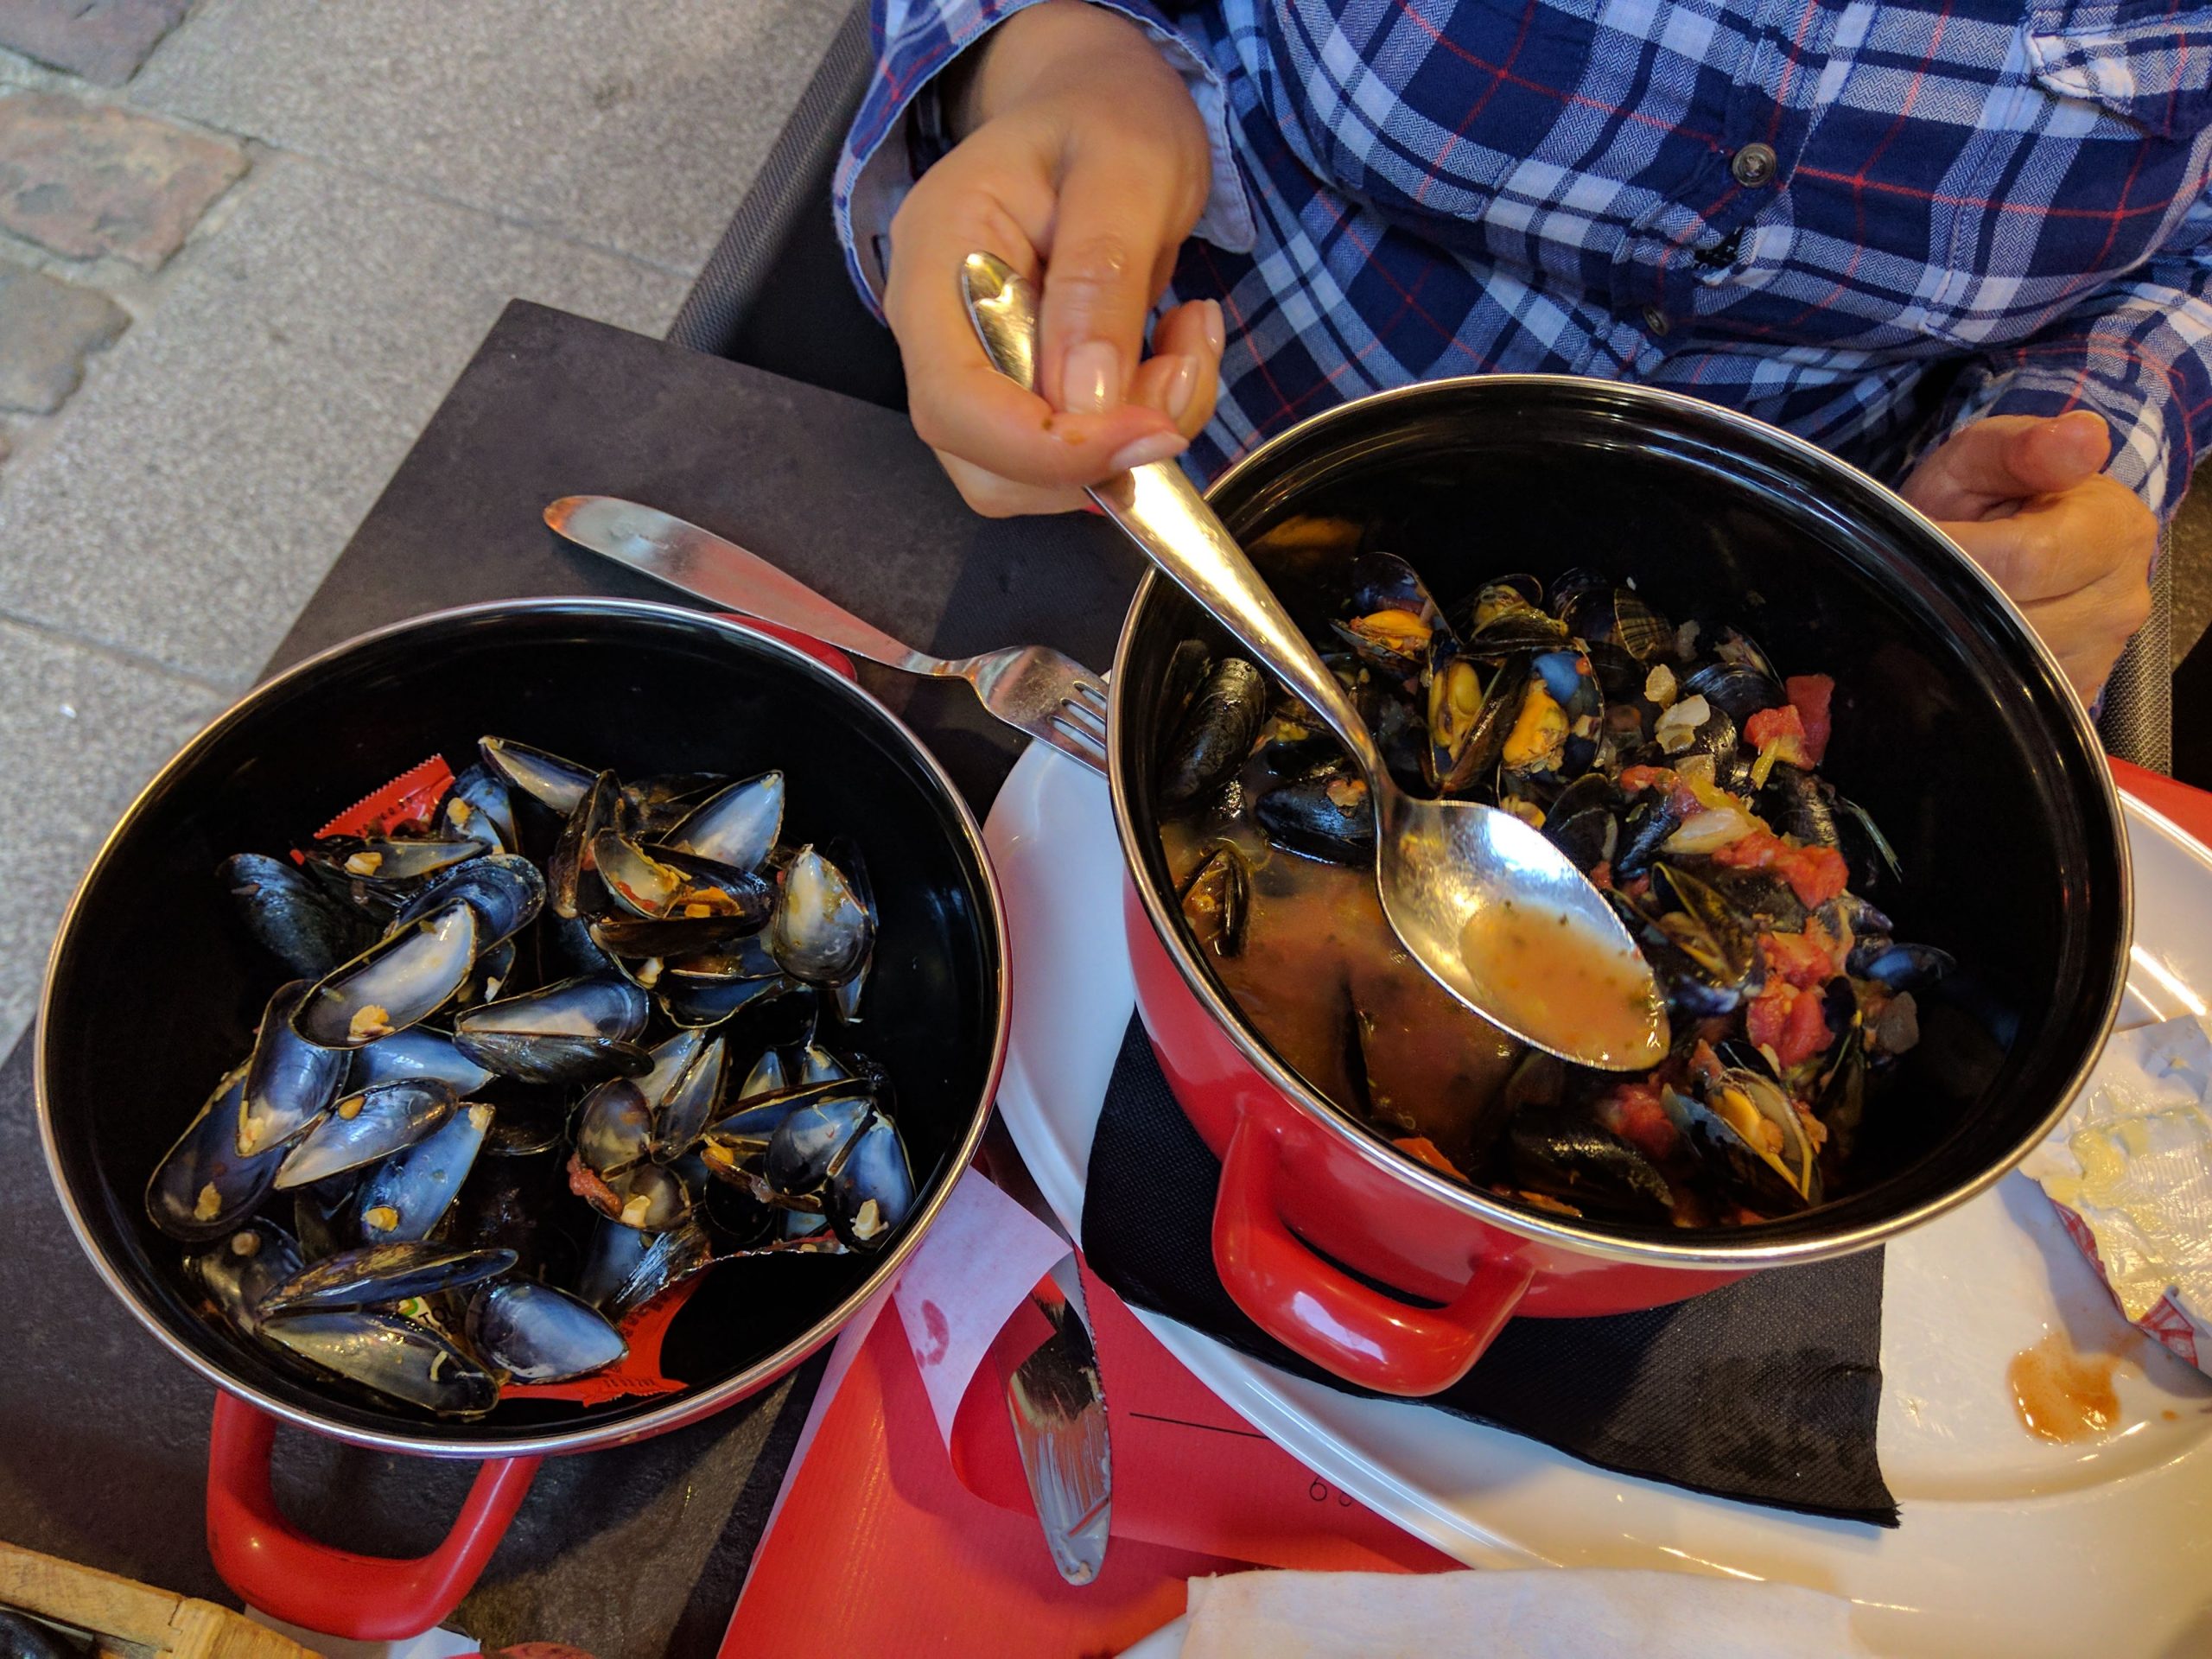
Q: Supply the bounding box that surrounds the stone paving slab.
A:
[2171,480,2212,668]
[0,151,687,689]
[0,0,191,86]
[0,619,224,1056]
[131,0,848,273]
[0,259,126,412]
[0,90,247,270]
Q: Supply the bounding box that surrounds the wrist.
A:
[959,0,1185,131]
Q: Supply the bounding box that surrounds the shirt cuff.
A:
[834,0,1255,319]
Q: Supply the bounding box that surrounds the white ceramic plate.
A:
[984,746,2212,1658]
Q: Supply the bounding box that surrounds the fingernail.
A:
[1201,300,1225,357]
[1162,353,1199,422]
[1108,430,1187,474]
[1062,340,1120,415]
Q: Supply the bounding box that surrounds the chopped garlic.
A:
[363,1205,401,1232]
[1654,695,1710,755]
[194,1182,222,1222]
[1644,664,1678,708]
[344,850,385,876]
[347,1004,393,1043]
[620,1194,652,1227]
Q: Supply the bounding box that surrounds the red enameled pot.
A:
[37,601,1008,1637]
[1109,376,2130,1398]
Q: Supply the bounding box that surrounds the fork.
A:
[543,496,1109,774]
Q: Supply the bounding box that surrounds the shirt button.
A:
[1732,143,1778,188]
[1643,305,1670,336]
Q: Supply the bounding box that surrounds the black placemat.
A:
[1082,1020,1899,1526]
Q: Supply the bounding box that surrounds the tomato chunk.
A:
[1744,703,1804,752]
[1618,765,1671,794]
[1780,982,1836,1066]
[1745,983,1791,1056]
[1715,829,1848,906]
[1760,929,1835,989]
[1393,1136,1464,1179]
[1785,674,1834,764]
[1597,1082,1678,1161]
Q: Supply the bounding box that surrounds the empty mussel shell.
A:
[452,973,652,1085]
[650,1034,728,1163]
[389,853,545,950]
[548,770,623,921]
[261,1309,499,1417]
[221,853,375,980]
[258,1241,518,1315]
[479,736,596,816]
[238,980,349,1157]
[358,1101,493,1243]
[763,1089,875,1195]
[439,760,518,852]
[591,912,762,967]
[596,1220,715,1324]
[186,1218,306,1336]
[347,1026,496,1096]
[567,1154,692,1231]
[823,1110,915,1250]
[767,847,874,986]
[275,1078,460,1190]
[294,903,480,1048]
[292,1171,359,1260]
[657,968,802,1031]
[148,1065,286,1242]
[575,1077,655,1178]
[467,1281,626,1382]
[301,835,490,893]
[667,770,785,872]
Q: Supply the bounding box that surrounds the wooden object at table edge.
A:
[0,1541,321,1659]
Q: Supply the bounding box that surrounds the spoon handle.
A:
[957,252,1388,782]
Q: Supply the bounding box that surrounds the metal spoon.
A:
[960,251,1666,1070]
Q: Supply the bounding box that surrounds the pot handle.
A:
[1211,1114,1533,1396]
[205,1392,543,1640]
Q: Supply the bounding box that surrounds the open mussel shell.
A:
[658,969,804,1031]
[453,972,652,1085]
[1663,1069,1822,1213]
[667,770,785,873]
[594,1220,715,1323]
[1425,645,1524,796]
[292,1172,359,1260]
[762,1088,876,1196]
[591,912,762,969]
[259,1240,517,1316]
[1559,582,1676,664]
[1177,842,1250,957]
[275,1078,459,1190]
[294,902,480,1048]
[238,980,349,1157]
[357,1100,493,1243]
[221,853,375,980]
[440,760,518,853]
[1158,658,1268,808]
[823,1110,915,1250]
[567,1154,692,1231]
[149,1066,286,1242]
[767,846,874,986]
[575,1077,654,1178]
[389,853,545,950]
[301,835,492,897]
[1505,1104,1674,1224]
[261,1309,499,1417]
[649,1033,728,1163]
[591,830,772,927]
[186,1219,306,1336]
[1849,939,1954,990]
[548,770,623,921]
[820,836,877,1026]
[1541,773,1622,874]
[479,736,596,817]
[467,1281,626,1383]
[348,1026,497,1096]
[1681,658,1785,727]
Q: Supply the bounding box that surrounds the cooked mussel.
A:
[221,853,374,979]
[274,1078,459,1190]
[590,831,772,925]
[347,1027,495,1096]
[357,1101,493,1243]
[1159,658,1268,807]
[547,770,622,920]
[1255,760,1374,865]
[389,853,545,950]
[262,1309,499,1416]
[1178,841,1250,957]
[1505,1104,1673,1223]
[148,1066,286,1242]
[453,973,652,1084]
[823,1109,915,1249]
[186,1219,305,1337]
[767,846,874,985]
[238,981,349,1157]
[1664,1065,1822,1213]
[259,1241,516,1315]
[300,835,489,895]
[667,770,785,873]
[467,1281,626,1382]
[293,903,480,1048]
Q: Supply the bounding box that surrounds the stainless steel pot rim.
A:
[1109,372,2132,1272]
[35,595,1012,1457]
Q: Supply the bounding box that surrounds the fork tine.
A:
[1070,677,1109,714]
[1059,694,1107,737]
[1044,712,1109,773]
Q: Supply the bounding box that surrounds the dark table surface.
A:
[0,301,1143,1656]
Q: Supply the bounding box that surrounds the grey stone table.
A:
[0,301,1141,1656]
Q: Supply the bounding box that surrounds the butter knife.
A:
[1008,1283,1112,1585]
[543,496,1109,773]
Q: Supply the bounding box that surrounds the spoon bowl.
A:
[961,252,1663,1069]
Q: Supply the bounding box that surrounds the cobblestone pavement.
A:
[0,0,844,1056]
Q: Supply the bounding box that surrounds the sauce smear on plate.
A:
[2006,1330,2120,1443]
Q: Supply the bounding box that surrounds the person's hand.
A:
[884,0,1224,516]
[1901,410,2156,698]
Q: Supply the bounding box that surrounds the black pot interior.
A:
[1120,378,2127,1250]
[42,601,1001,1446]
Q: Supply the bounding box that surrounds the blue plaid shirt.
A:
[836,0,2212,516]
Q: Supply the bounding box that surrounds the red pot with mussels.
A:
[1108,377,2130,1398]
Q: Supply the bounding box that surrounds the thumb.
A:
[1904,410,2112,520]
[1036,140,1185,416]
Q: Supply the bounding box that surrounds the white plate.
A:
[983,747,2212,1658]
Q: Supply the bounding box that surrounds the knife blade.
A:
[1007,1281,1112,1585]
